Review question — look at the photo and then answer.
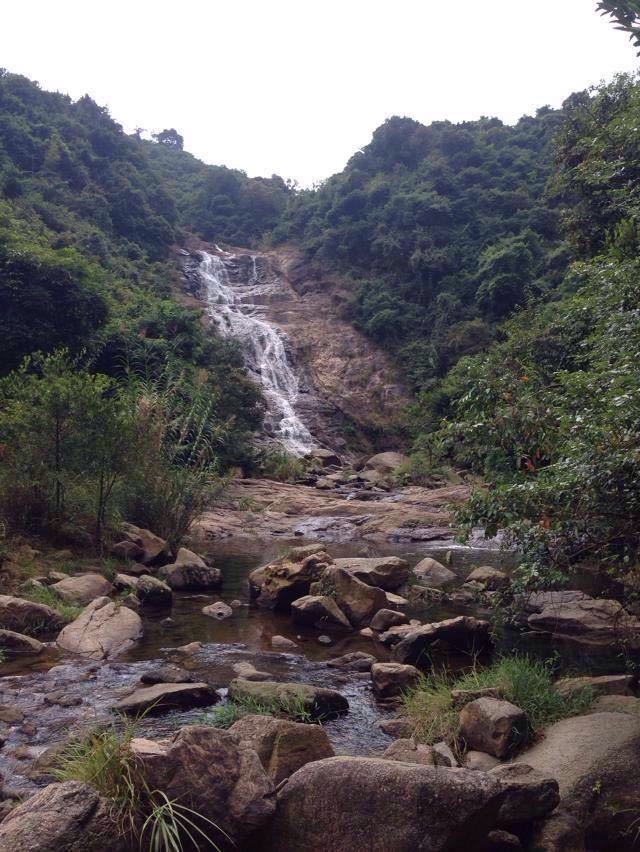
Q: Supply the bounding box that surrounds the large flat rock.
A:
[112,682,219,714]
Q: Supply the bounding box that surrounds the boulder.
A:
[113,573,172,607]
[263,756,557,852]
[202,601,233,620]
[0,704,24,723]
[376,717,416,739]
[413,557,457,588]
[158,548,221,590]
[489,763,560,824]
[333,556,410,591]
[364,451,409,473]
[315,477,334,490]
[381,738,448,766]
[56,597,143,660]
[519,710,640,851]
[391,616,493,665]
[0,780,126,852]
[522,589,589,613]
[232,661,272,681]
[308,448,342,468]
[287,543,326,561]
[50,572,113,605]
[290,594,351,629]
[459,697,529,759]
[140,664,195,684]
[371,662,420,702]
[527,595,640,645]
[112,682,218,715]
[110,539,144,561]
[132,725,275,845]
[313,565,387,627]
[0,628,44,656]
[227,678,348,720]
[433,740,459,767]
[229,713,334,783]
[327,651,376,672]
[465,566,509,591]
[0,595,65,634]
[120,522,171,566]
[136,575,173,607]
[249,551,331,610]
[271,635,297,650]
[385,591,409,609]
[370,608,409,632]
[555,673,636,699]
[464,750,501,771]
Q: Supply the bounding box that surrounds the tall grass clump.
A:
[18,584,83,625]
[403,655,594,748]
[259,444,306,483]
[54,719,228,851]
[200,694,314,729]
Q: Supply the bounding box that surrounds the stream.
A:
[0,537,626,797]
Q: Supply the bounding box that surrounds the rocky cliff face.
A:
[182,244,410,455]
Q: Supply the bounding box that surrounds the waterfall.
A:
[198,251,314,456]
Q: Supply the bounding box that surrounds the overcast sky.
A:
[1,1,637,186]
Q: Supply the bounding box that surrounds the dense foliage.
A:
[0,70,274,550]
[276,109,570,388]
[424,73,640,588]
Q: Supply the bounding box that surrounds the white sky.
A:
[1,1,637,186]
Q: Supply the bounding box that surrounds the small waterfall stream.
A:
[199,250,314,456]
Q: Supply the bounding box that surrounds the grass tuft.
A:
[402,655,594,749]
[200,693,314,728]
[19,584,83,624]
[53,718,228,851]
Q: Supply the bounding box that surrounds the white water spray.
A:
[199,251,314,456]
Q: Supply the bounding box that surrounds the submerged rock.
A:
[327,651,376,672]
[202,601,233,620]
[157,547,221,590]
[56,597,142,660]
[140,664,195,685]
[230,713,334,783]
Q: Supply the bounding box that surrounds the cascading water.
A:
[199,250,314,456]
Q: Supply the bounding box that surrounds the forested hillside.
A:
[275,108,570,389]
[424,72,640,589]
